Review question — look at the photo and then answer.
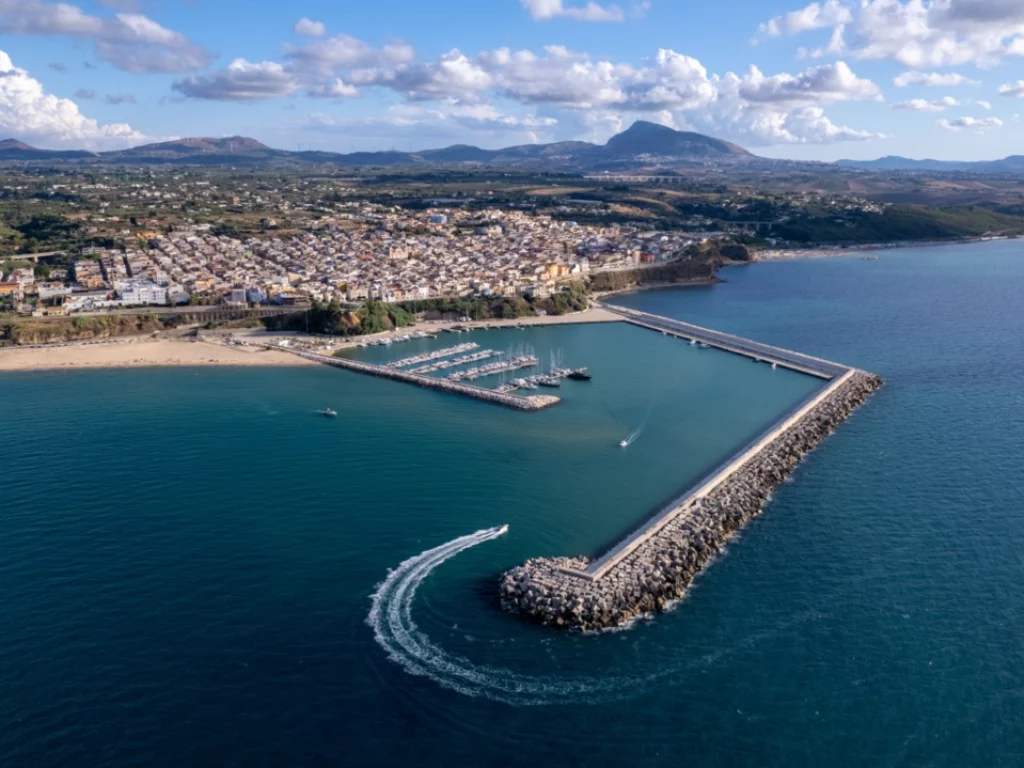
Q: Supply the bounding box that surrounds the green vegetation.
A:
[773,205,1024,245]
[0,313,184,345]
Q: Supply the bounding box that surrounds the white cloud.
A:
[0,49,144,148]
[758,0,1024,69]
[738,61,881,106]
[183,35,882,147]
[0,0,211,73]
[893,95,959,110]
[173,59,301,101]
[355,49,493,101]
[893,70,980,87]
[756,0,852,40]
[998,80,1024,97]
[850,0,1024,68]
[305,78,359,98]
[284,33,415,74]
[937,115,1003,130]
[293,17,326,37]
[520,0,625,22]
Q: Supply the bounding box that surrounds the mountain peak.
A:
[0,139,38,151]
[604,121,751,159]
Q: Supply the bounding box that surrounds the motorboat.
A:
[318,408,338,418]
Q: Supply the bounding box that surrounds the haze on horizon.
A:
[1,0,1023,162]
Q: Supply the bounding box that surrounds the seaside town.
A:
[0,204,701,316]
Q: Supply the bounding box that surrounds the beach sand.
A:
[0,307,624,372]
[0,339,316,372]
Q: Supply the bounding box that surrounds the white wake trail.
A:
[367,527,650,705]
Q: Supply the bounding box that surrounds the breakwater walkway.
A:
[607,306,848,379]
[269,345,560,411]
[500,308,883,630]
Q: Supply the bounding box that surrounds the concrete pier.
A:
[499,307,882,630]
[501,369,882,629]
[607,306,849,379]
[272,346,560,411]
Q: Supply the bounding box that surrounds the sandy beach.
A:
[0,308,623,371]
[0,338,316,372]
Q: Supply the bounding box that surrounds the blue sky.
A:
[2,0,1024,159]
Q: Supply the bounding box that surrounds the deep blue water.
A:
[2,239,1023,766]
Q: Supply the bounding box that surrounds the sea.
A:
[2,239,1023,767]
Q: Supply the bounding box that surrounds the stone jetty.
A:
[500,369,883,630]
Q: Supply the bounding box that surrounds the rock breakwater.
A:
[500,370,883,631]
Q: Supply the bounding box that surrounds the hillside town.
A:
[0,205,699,315]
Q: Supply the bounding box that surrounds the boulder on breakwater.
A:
[499,370,883,631]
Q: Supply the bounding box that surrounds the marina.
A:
[408,349,502,374]
[387,343,480,369]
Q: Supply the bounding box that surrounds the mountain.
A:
[0,123,755,169]
[837,155,1024,173]
[603,121,750,158]
[0,138,97,161]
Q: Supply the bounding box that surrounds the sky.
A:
[1,0,1024,160]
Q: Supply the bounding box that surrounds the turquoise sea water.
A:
[2,240,1023,766]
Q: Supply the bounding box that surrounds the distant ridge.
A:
[0,122,759,169]
[0,139,97,161]
[838,155,1024,173]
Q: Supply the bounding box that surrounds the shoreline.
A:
[754,235,1020,262]
[0,338,316,372]
[591,276,720,301]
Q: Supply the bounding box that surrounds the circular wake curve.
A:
[367,526,655,705]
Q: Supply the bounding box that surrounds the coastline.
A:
[754,235,1020,262]
[233,306,622,353]
[0,338,316,372]
[591,276,720,301]
[0,308,621,372]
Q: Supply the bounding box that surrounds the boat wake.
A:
[367,526,651,705]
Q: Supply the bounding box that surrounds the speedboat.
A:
[619,440,629,448]
[318,408,338,418]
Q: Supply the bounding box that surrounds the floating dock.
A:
[270,345,560,411]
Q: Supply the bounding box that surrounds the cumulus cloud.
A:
[0,0,211,73]
[293,17,325,37]
[284,33,415,75]
[757,0,1024,69]
[0,49,144,148]
[520,0,625,22]
[893,70,980,87]
[999,80,1024,97]
[354,48,493,101]
[937,115,1003,130]
[305,78,359,98]
[893,95,959,110]
[738,61,881,106]
[173,60,301,101]
[850,0,1024,68]
[755,0,852,40]
[179,34,883,147]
